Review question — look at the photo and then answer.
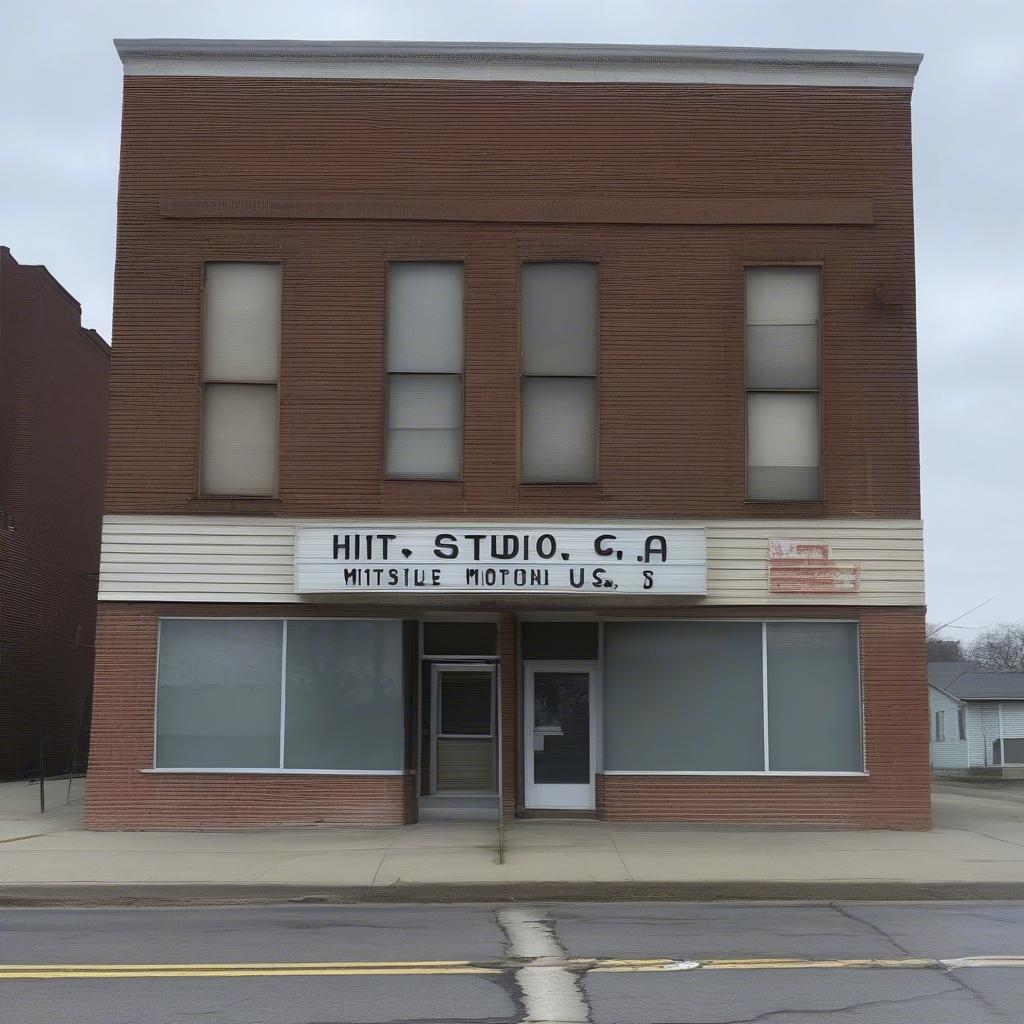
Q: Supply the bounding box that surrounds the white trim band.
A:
[114,39,922,88]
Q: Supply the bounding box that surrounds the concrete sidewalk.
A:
[3,780,1024,902]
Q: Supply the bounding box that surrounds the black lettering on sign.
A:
[434,533,459,559]
[491,534,519,560]
[569,568,585,589]
[536,534,557,559]
[594,534,616,556]
[465,534,486,560]
[643,535,668,563]
[643,570,654,590]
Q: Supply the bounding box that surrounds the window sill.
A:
[518,483,604,495]
[188,496,283,514]
[600,770,868,777]
[140,768,409,776]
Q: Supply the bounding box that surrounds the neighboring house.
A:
[86,40,928,831]
[929,662,1024,775]
[0,246,110,779]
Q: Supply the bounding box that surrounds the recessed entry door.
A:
[430,664,496,793]
[524,661,598,810]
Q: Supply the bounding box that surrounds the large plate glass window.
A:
[746,267,821,500]
[603,620,863,774]
[521,262,598,483]
[385,262,463,479]
[155,619,404,772]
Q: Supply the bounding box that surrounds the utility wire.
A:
[925,598,994,640]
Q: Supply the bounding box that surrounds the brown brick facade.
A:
[85,602,928,830]
[107,78,917,521]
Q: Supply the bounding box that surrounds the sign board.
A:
[294,524,706,595]
[768,537,860,595]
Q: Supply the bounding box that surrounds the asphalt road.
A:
[2,901,1023,1023]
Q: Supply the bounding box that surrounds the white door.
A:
[524,661,597,810]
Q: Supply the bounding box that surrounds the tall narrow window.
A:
[385,262,463,479]
[746,267,821,500]
[201,263,280,495]
[521,262,598,483]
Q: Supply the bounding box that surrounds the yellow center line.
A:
[1,954,1023,980]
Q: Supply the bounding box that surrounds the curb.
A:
[3,881,1024,907]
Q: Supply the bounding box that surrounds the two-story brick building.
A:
[85,39,928,830]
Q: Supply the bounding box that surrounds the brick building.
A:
[0,246,110,779]
[86,40,928,830]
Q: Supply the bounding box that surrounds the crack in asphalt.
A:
[664,982,969,1024]
[826,903,914,956]
[827,903,1012,1020]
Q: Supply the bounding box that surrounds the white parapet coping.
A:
[114,39,923,88]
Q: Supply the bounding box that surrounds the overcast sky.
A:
[2,1,1021,637]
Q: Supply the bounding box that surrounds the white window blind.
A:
[202,385,278,496]
[746,267,821,501]
[201,263,280,495]
[386,262,463,478]
[521,262,598,483]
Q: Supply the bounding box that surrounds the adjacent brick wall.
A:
[597,607,931,829]
[84,603,413,829]
[0,247,109,779]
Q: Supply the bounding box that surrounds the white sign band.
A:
[294,524,707,595]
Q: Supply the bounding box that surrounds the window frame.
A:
[958,705,967,741]
[935,709,946,742]
[147,616,407,775]
[433,664,496,740]
[742,262,824,504]
[382,259,466,482]
[197,260,283,499]
[518,259,601,486]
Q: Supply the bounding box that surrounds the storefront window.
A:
[604,621,765,771]
[155,619,282,769]
[766,622,861,771]
[155,618,404,772]
[603,620,863,774]
[284,620,404,770]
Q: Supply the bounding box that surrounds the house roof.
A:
[928,662,1024,701]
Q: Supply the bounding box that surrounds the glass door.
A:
[524,661,597,809]
[430,664,496,793]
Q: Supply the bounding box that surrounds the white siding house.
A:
[929,663,1024,774]
[928,685,967,771]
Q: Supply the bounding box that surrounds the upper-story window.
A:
[745,267,822,501]
[200,262,281,496]
[520,262,598,483]
[385,262,463,479]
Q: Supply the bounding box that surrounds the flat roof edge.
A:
[113,39,923,86]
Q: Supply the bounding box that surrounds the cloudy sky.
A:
[2,1,1021,637]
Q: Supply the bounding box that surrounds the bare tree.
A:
[966,624,1024,673]
[926,625,965,663]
